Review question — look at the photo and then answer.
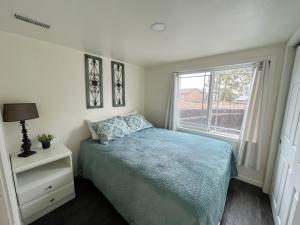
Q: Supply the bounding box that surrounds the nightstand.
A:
[10,143,75,224]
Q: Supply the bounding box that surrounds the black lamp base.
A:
[18,150,36,157]
[18,120,36,158]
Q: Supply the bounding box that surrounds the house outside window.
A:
[177,64,256,139]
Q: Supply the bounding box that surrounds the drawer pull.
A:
[45,185,53,190]
[50,198,55,202]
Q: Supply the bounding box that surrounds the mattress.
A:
[79,127,237,225]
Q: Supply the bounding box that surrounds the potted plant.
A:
[37,134,54,149]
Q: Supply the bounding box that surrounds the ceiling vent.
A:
[14,13,50,29]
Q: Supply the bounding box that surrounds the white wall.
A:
[0,31,144,175]
[144,43,286,187]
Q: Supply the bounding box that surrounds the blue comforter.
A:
[79,128,237,225]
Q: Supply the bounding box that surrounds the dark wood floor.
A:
[221,179,274,225]
[30,177,274,225]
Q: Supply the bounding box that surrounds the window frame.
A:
[176,62,257,140]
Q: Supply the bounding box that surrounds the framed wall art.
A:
[85,54,103,108]
[111,61,125,107]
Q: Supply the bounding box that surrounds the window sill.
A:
[177,127,240,143]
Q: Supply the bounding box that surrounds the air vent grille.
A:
[14,14,50,29]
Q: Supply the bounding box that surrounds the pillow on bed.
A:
[91,117,131,144]
[122,114,153,133]
[86,120,99,140]
[121,110,138,117]
[86,110,137,140]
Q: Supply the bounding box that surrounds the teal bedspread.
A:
[79,128,237,225]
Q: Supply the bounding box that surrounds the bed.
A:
[79,127,237,225]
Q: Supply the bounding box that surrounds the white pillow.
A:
[86,120,99,140]
[121,110,138,117]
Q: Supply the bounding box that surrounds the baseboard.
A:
[270,195,279,225]
[235,175,263,188]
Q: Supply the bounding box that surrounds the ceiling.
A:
[1,0,300,66]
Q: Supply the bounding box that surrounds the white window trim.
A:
[177,127,240,143]
[176,61,258,140]
[176,62,257,75]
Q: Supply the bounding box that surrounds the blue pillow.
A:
[122,114,153,133]
[91,117,131,144]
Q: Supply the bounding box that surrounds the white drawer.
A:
[20,182,74,219]
[17,171,73,205]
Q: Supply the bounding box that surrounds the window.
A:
[177,64,255,139]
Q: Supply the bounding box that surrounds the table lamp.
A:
[3,103,39,157]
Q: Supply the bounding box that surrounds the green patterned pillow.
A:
[91,117,131,144]
[123,114,153,133]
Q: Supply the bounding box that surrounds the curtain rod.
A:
[174,61,261,75]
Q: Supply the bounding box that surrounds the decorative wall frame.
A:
[111,61,125,107]
[85,54,103,108]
